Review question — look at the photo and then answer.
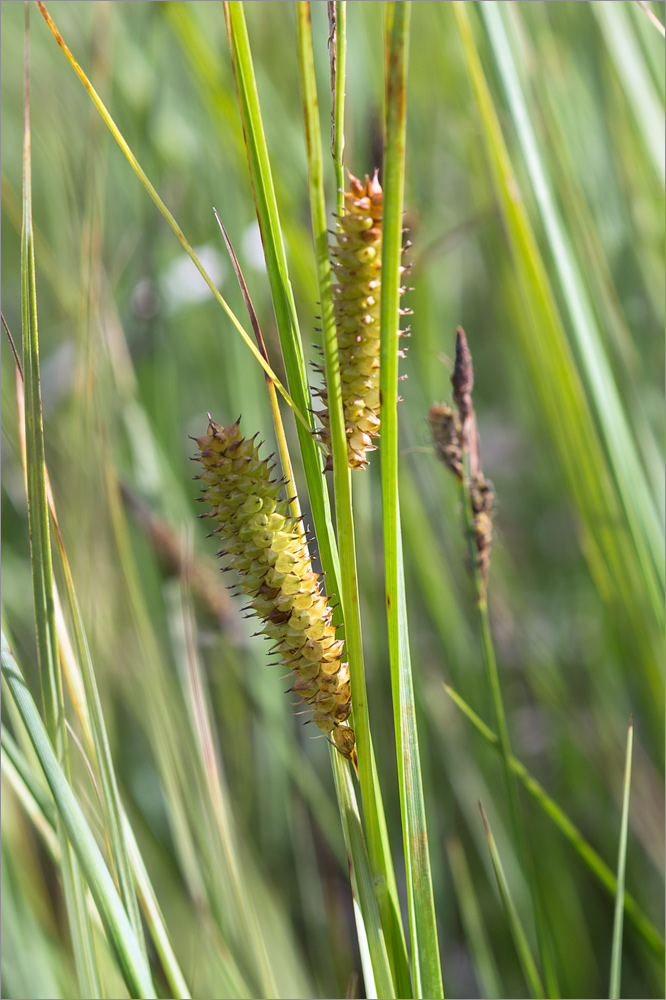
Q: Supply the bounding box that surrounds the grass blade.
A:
[223,0,340,589]
[380,5,443,997]
[20,13,102,993]
[295,5,410,994]
[480,0,664,605]
[332,753,396,999]
[35,1,303,423]
[479,802,545,999]
[444,683,664,959]
[2,633,156,1000]
[446,837,503,999]
[609,719,634,999]
[451,0,663,725]
[594,0,665,183]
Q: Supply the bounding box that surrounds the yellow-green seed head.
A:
[317,171,406,471]
[194,418,355,762]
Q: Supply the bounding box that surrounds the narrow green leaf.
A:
[594,0,665,183]
[451,0,663,718]
[479,802,545,999]
[2,633,156,1000]
[332,752,396,1000]
[446,837,503,1000]
[295,6,411,995]
[444,683,664,959]
[223,0,340,590]
[481,0,664,608]
[380,5,443,998]
[21,13,102,992]
[35,1,303,423]
[330,0,347,207]
[609,719,634,999]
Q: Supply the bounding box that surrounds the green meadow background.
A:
[1,2,664,998]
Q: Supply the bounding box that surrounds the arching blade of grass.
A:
[609,719,634,1000]
[480,0,664,606]
[444,683,664,960]
[380,5,443,998]
[479,802,545,999]
[1,633,156,1000]
[35,1,304,426]
[451,1,663,718]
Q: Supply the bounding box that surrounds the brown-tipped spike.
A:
[452,327,473,420]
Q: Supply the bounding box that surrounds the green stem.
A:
[295,6,408,995]
[331,0,346,209]
[444,683,664,960]
[460,472,557,997]
[381,4,443,998]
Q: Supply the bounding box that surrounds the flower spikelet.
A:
[194,417,355,762]
[316,171,407,471]
[469,473,495,584]
[428,403,463,480]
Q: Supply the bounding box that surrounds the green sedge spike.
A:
[194,417,356,763]
[315,171,409,471]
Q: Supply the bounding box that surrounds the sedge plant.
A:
[2,3,664,999]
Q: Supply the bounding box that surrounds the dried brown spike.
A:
[452,326,473,424]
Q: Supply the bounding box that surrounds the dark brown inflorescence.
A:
[194,417,356,763]
[430,328,495,590]
[428,403,463,480]
[469,472,495,585]
[315,171,408,471]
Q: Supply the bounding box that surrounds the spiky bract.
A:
[194,418,355,761]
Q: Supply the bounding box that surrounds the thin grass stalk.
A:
[223,0,341,590]
[444,682,665,959]
[380,5,443,998]
[20,382,146,957]
[609,719,634,1000]
[329,0,346,208]
[177,588,278,1000]
[446,837,503,1000]
[214,211,302,525]
[593,0,665,183]
[21,14,101,994]
[101,454,260,997]
[460,461,561,996]
[295,7,411,995]
[2,725,59,859]
[35,1,303,424]
[332,754,396,1000]
[2,634,156,1000]
[12,319,188,979]
[479,802,545,999]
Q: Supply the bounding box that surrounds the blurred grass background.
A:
[1,2,664,997]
